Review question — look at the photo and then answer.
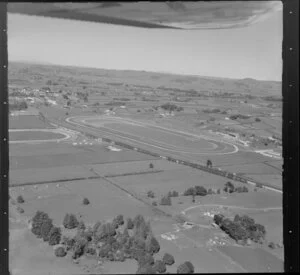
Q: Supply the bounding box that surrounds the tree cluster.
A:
[223,182,249,193]
[183,186,207,196]
[213,214,266,244]
[160,103,184,112]
[63,213,79,229]
[31,211,61,246]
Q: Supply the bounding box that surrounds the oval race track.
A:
[66,115,239,156]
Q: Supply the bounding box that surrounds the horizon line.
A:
[9,59,282,83]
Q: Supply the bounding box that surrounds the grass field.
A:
[9,114,54,129]
[217,246,283,272]
[9,130,65,141]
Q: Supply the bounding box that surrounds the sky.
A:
[7,3,282,81]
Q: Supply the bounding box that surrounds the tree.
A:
[82,198,90,205]
[207,188,213,195]
[149,163,154,169]
[133,214,146,229]
[31,211,50,238]
[61,236,75,251]
[171,191,179,197]
[177,261,195,274]
[113,214,124,227]
[137,253,155,267]
[17,195,25,204]
[217,189,221,194]
[153,260,166,273]
[77,221,86,231]
[206,159,212,168]
[147,190,155,198]
[194,186,207,196]
[127,217,134,229]
[145,235,160,255]
[48,227,61,246]
[40,218,54,242]
[55,246,67,257]
[93,221,102,236]
[213,214,224,225]
[63,213,79,229]
[183,187,195,196]
[224,181,235,193]
[160,196,171,206]
[268,242,276,249]
[152,201,157,206]
[242,186,249,193]
[162,253,175,266]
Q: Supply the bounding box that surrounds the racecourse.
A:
[9,128,77,144]
[66,115,239,156]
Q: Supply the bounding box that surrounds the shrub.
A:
[255,118,261,122]
[40,218,54,242]
[82,198,90,205]
[149,163,154,169]
[162,253,175,265]
[17,195,25,204]
[152,201,157,206]
[48,227,61,246]
[217,189,221,194]
[147,190,155,198]
[31,211,50,238]
[127,217,134,229]
[160,196,171,206]
[153,260,166,273]
[63,213,79,229]
[55,246,67,257]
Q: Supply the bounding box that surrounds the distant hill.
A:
[8,61,281,97]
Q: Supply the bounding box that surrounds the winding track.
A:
[9,128,77,144]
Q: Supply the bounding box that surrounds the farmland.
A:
[8,62,282,274]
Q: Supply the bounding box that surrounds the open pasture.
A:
[111,167,254,198]
[9,114,54,129]
[9,130,66,141]
[10,178,157,226]
[217,246,283,272]
[10,141,158,171]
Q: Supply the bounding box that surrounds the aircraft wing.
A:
[7,2,281,30]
